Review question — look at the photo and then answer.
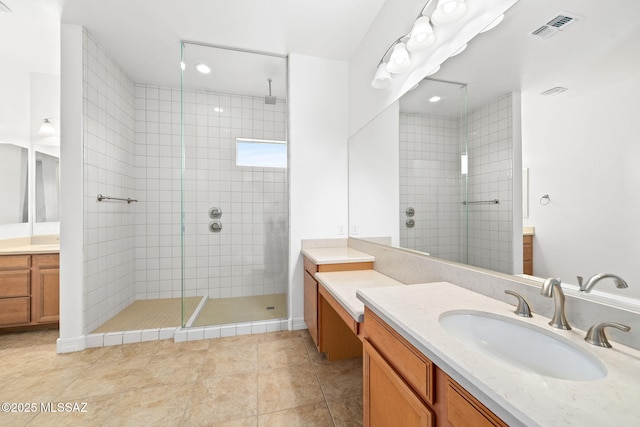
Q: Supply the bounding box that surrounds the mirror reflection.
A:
[349,0,640,302]
[35,151,60,223]
[0,144,29,225]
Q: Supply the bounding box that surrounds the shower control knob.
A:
[209,221,222,232]
[405,207,415,217]
[406,219,415,228]
[209,207,222,219]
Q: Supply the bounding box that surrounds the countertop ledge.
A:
[315,270,404,323]
[301,247,374,265]
[357,282,640,427]
[0,244,60,255]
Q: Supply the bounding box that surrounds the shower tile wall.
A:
[399,114,463,261]
[134,85,288,300]
[466,94,513,274]
[82,30,137,334]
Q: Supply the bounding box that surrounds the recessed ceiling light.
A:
[195,63,211,74]
[214,107,224,113]
[429,96,441,103]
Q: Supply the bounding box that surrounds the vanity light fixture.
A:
[38,118,56,135]
[195,63,211,74]
[431,0,468,26]
[371,0,518,90]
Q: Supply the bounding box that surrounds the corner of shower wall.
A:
[466,93,514,274]
[81,29,138,334]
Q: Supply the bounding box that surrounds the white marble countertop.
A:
[315,270,404,322]
[301,247,374,265]
[357,282,640,427]
[0,244,60,255]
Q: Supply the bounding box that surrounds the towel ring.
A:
[540,194,550,205]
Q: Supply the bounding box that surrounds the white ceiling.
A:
[60,0,388,94]
[4,0,640,113]
[401,0,640,116]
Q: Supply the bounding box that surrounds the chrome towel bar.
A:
[461,199,499,205]
[96,194,138,204]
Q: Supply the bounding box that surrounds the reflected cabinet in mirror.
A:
[35,151,60,223]
[348,0,640,303]
[0,143,29,225]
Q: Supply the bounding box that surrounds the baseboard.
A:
[291,316,307,331]
[56,336,86,353]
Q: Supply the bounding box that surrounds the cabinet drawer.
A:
[447,379,507,427]
[364,308,433,405]
[0,271,30,297]
[0,255,31,270]
[33,254,60,268]
[0,297,30,326]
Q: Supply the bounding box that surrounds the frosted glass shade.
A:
[407,16,436,52]
[371,63,392,89]
[432,0,467,25]
[386,42,411,74]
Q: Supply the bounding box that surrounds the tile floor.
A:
[0,329,363,426]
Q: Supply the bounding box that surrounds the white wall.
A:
[522,72,640,299]
[289,53,349,327]
[58,23,85,353]
[349,102,399,244]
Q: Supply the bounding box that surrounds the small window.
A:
[236,138,287,168]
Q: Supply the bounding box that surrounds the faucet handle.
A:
[577,276,584,288]
[584,322,631,348]
[504,290,533,318]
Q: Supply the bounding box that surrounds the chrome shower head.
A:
[265,79,276,105]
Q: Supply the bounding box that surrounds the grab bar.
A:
[462,199,499,205]
[97,194,138,204]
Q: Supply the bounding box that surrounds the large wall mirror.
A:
[0,143,29,225]
[35,151,60,223]
[348,0,640,305]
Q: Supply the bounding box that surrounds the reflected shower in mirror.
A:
[35,151,60,222]
[0,143,29,225]
[348,0,640,303]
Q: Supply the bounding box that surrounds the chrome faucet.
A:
[540,278,571,330]
[577,273,629,293]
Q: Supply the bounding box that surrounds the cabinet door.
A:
[32,268,60,324]
[304,270,319,348]
[364,340,433,427]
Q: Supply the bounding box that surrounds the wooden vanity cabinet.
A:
[303,256,372,356]
[363,308,507,427]
[0,253,59,329]
[31,254,60,324]
[523,235,533,275]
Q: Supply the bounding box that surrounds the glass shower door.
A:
[179,42,289,329]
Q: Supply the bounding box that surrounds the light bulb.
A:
[407,16,436,52]
[432,0,467,26]
[195,63,211,74]
[386,42,411,74]
[371,63,392,89]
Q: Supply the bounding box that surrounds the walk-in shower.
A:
[87,37,288,338]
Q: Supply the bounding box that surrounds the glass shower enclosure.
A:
[179,42,289,330]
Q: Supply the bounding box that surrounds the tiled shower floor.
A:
[0,328,363,426]
[91,294,287,334]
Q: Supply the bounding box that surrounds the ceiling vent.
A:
[531,12,579,39]
[541,87,568,96]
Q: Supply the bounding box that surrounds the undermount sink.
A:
[439,310,607,381]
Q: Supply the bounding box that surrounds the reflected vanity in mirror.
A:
[348,0,640,305]
[0,143,29,225]
[35,151,60,223]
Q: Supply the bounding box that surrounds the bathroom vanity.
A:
[0,238,60,329]
[301,239,640,426]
